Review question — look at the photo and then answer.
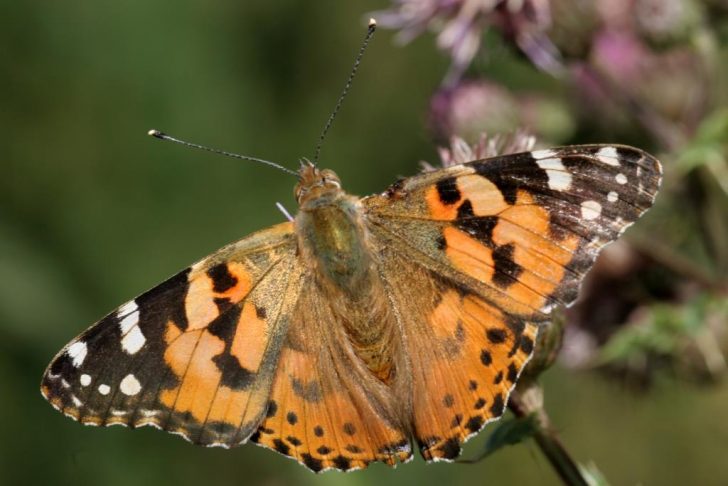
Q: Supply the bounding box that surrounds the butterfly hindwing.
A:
[41,222,301,447]
[373,247,538,460]
[250,272,412,472]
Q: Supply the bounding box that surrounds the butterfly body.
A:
[42,145,662,472]
[295,163,400,381]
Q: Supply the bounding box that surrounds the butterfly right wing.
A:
[363,144,661,460]
[41,221,303,447]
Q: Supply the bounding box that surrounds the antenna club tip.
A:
[148,129,163,138]
[368,18,377,28]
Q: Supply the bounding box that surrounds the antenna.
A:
[312,18,377,164]
[148,129,298,177]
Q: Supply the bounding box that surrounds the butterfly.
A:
[41,144,661,472]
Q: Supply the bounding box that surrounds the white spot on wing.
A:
[531,149,557,159]
[121,325,146,355]
[596,147,620,166]
[80,374,92,386]
[71,395,83,407]
[120,374,142,396]
[581,200,602,220]
[536,158,572,191]
[118,299,146,354]
[615,173,628,184]
[118,301,140,333]
[607,191,619,203]
[67,341,88,367]
[98,384,111,395]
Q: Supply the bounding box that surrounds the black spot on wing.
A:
[438,437,461,460]
[332,455,352,471]
[273,438,290,455]
[455,213,498,247]
[490,393,505,417]
[207,263,238,293]
[343,422,356,435]
[486,328,507,344]
[507,362,518,383]
[521,336,534,354]
[493,371,504,385]
[456,199,474,219]
[291,377,323,403]
[465,415,484,434]
[471,152,548,205]
[443,394,455,408]
[207,303,242,341]
[266,400,278,417]
[286,411,298,425]
[492,243,523,288]
[212,353,255,389]
[345,444,363,453]
[208,304,256,389]
[436,177,461,205]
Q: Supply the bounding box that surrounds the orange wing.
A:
[41,222,302,447]
[374,249,538,460]
[250,272,412,472]
[364,145,661,459]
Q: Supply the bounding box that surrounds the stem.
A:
[508,386,589,486]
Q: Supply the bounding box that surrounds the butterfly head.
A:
[295,160,343,207]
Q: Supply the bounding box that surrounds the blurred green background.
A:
[2,1,727,485]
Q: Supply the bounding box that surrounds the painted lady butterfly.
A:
[41,141,661,472]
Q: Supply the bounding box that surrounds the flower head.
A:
[373,0,562,82]
[421,130,535,171]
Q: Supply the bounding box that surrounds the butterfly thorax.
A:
[295,164,398,381]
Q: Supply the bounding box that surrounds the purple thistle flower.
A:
[421,130,536,171]
[373,0,563,82]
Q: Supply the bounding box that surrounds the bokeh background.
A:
[2,1,728,485]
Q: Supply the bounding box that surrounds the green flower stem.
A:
[508,384,589,486]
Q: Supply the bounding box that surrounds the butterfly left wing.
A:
[41,222,303,447]
[363,144,661,460]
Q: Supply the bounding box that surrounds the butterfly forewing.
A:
[364,145,662,316]
[41,222,301,446]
